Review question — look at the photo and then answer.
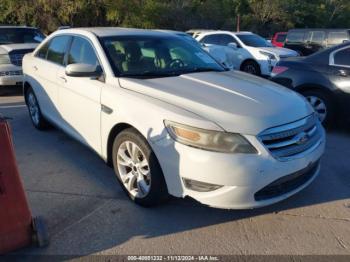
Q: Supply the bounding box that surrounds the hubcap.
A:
[27,93,40,125]
[244,64,257,75]
[306,95,327,123]
[116,141,151,198]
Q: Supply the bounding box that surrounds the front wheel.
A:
[241,60,261,76]
[112,128,169,207]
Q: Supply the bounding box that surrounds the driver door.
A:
[57,36,104,153]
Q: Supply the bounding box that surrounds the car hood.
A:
[255,47,299,58]
[119,70,313,135]
[0,43,38,54]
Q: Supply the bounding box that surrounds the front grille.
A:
[9,53,25,66]
[0,70,22,77]
[9,49,33,67]
[254,160,319,201]
[259,114,323,160]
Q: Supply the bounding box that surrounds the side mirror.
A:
[227,42,238,50]
[65,63,102,78]
[343,40,349,43]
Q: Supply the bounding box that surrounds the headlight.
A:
[0,54,11,65]
[259,51,277,60]
[164,120,258,154]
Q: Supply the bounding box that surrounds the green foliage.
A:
[0,0,349,36]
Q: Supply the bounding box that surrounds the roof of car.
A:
[304,41,350,64]
[59,27,177,38]
[288,28,350,32]
[0,25,38,29]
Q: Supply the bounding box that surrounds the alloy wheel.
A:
[244,64,257,75]
[27,92,40,125]
[116,141,151,198]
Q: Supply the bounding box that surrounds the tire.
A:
[241,60,261,76]
[32,216,49,247]
[301,89,335,128]
[25,87,50,130]
[112,128,169,207]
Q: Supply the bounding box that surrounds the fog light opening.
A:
[183,178,223,192]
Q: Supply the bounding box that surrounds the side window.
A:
[286,31,305,43]
[328,31,348,46]
[200,35,221,45]
[276,34,287,43]
[67,37,99,66]
[333,47,350,67]
[36,42,49,59]
[307,31,325,44]
[46,36,71,65]
[221,34,236,46]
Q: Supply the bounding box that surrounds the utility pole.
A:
[236,14,240,32]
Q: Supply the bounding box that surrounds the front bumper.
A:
[0,64,23,86]
[260,59,277,77]
[153,129,325,209]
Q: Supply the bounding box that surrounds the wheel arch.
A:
[240,59,260,71]
[23,81,32,103]
[106,122,134,166]
[295,84,336,101]
[295,83,339,118]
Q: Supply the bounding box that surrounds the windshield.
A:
[101,35,225,78]
[236,34,272,47]
[0,28,45,45]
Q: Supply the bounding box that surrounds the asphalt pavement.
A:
[0,91,350,257]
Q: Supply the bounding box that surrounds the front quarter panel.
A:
[100,78,222,197]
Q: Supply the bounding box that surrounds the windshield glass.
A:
[0,28,45,45]
[101,35,224,78]
[236,34,272,47]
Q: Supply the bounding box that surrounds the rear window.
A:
[276,34,287,43]
[200,34,221,45]
[286,31,305,43]
[333,47,350,66]
[328,31,349,46]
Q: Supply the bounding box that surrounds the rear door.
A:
[29,35,71,124]
[328,46,350,109]
[56,35,104,153]
[200,34,241,69]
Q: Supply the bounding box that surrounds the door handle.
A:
[33,66,38,71]
[59,76,67,83]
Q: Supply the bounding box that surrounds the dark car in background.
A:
[271,42,350,127]
[284,28,350,56]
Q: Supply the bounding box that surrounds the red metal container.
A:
[0,116,48,254]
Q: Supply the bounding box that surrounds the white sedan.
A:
[23,28,325,209]
[195,31,299,77]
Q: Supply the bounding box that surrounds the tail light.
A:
[271,66,288,76]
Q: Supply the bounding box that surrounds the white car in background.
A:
[194,31,299,76]
[0,26,45,87]
[161,30,236,69]
[23,27,324,209]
